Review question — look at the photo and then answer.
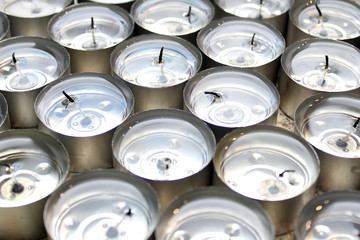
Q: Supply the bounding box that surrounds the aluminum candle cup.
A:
[44,170,160,240]
[183,67,280,141]
[295,93,360,191]
[112,109,216,210]
[0,36,70,128]
[197,17,285,83]
[156,187,275,240]
[0,129,70,240]
[213,0,293,36]
[48,3,134,74]
[0,92,10,131]
[88,0,134,12]
[111,34,202,113]
[35,72,134,172]
[213,125,320,235]
[295,191,360,239]
[287,0,360,47]
[278,39,360,119]
[130,0,215,44]
[0,12,10,40]
[0,0,71,37]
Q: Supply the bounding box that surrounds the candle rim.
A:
[0,128,70,208]
[130,0,215,36]
[47,2,135,51]
[112,108,216,181]
[89,0,134,3]
[156,186,275,239]
[110,34,203,88]
[0,92,8,128]
[183,66,280,128]
[289,0,360,40]
[0,12,9,41]
[43,169,160,240]
[0,0,73,18]
[197,16,286,67]
[34,72,135,138]
[281,38,360,92]
[214,124,320,201]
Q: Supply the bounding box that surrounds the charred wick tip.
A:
[126,208,133,217]
[251,33,256,46]
[12,52,17,64]
[279,170,295,177]
[204,91,222,99]
[12,182,24,194]
[62,91,75,103]
[186,6,192,17]
[159,47,164,64]
[260,0,263,5]
[353,118,360,129]
[315,4,322,17]
[325,55,329,70]
[91,17,95,29]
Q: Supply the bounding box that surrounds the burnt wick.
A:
[353,118,360,129]
[185,6,192,17]
[204,91,222,99]
[260,0,263,5]
[324,55,329,70]
[12,52,17,64]
[251,33,256,46]
[159,47,164,64]
[126,208,133,217]
[90,17,95,30]
[279,170,295,177]
[12,182,24,194]
[315,4,322,18]
[62,91,75,103]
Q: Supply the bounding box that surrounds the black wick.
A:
[0,163,10,169]
[279,170,295,177]
[324,55,329,70]
[90,17,95,30]
[251,33,256,46]
[159,47,164,64]
[12,52,17,64]
[62,91,75,103]
[204,91,222,99]
[260,0,263,5]
[353,118,360,129]
[315,4,322,18]
[185,6,192,17]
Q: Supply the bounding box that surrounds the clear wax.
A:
[131,0,214,36]
[0,0,71,18]
[215,0,292,19]
[293,0,360,40]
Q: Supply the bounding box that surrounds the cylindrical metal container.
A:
[156,187,275,240]
[0,12,10,40]
[44,170,160,240]
[295,93,360,191]
[48,3,134,74]
[183,66,280,142]
[213,125,320,235]
[0,92,10,131]
[0,36,70,128]
[112,109,216,210]
[295,191,360,239]
[35,72,134,172]
[212,0,293,36]
[111,34,202,113]
[130,0,215,45]
[0,129,70,240]
[0,0,72,37]
[278,38,360,119]
[286,0,360,47]
[197,17,285,83]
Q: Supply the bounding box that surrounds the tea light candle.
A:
[156,187,275,240]
[213,0,293,35]
[131,0,214,43]
[111,34,202,112]
[295,93,360,191]
[287,0,360,46]
[0,92,10,131]
[0,36,70,128]
[48,3,134,74]
[214,125,320,234]
[112,109,216,210]
[0,129,69,239]
[44,170,160,240]
[295,191,360,239]
[0,12,10,40]
[279,38,360,119]
[35,72,134,172]
[183,66,280,141]
[197,17,285,82]
[0,0,71,37]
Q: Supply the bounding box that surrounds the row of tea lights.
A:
[0,0,359,239]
